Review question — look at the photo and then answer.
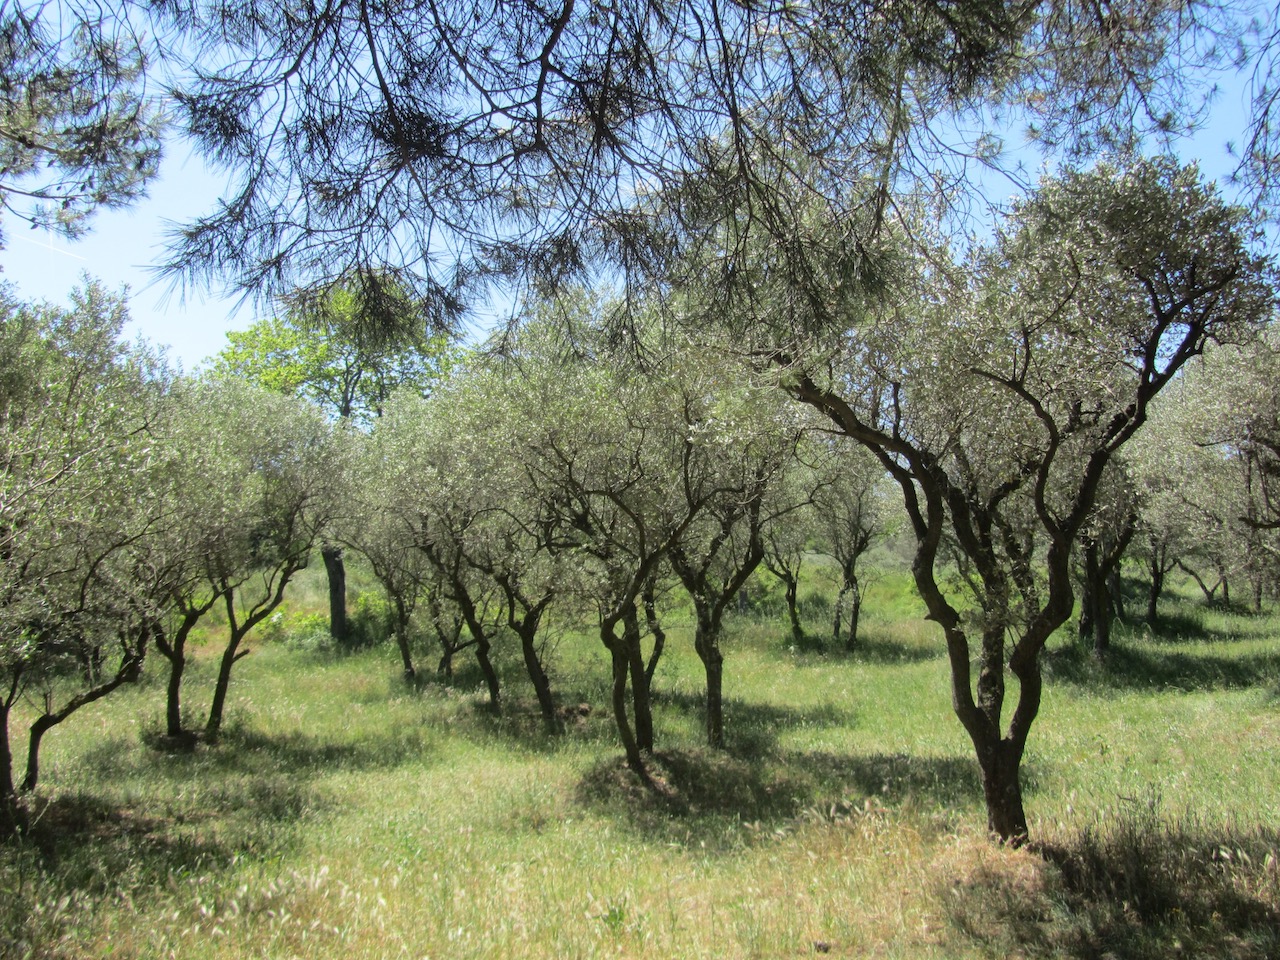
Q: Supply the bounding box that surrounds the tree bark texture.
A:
[623,605,654,753]
[206,633,250,737]
[392,596,416,679]
[0,703,24,838]
[610,647,645,775]
[517,623,557,724]
[322,544,349,644]
[694,610,726,750]
[165,649,187,736]
[784,575,803,644]
[976,739,1030,845]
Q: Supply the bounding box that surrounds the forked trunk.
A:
[910,502,1047,850]
[607,642,645,775]
[454,589,500,713]
[392,596,415,679]
[428,593,463,678]
[156,604,213,739]
[623,605,654,752]
[437,648,455,678]
[208,564,305,737]
[691,602,725,748]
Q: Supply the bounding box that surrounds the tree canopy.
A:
[154,0,1239,316]
[0,1,165,248]
[207,282,456,425]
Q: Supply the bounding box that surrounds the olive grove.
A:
[2,0,1280,853]
[765,158,1275,843]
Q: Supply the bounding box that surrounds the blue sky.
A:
[0,66,1263,372]
[0,144,255,370]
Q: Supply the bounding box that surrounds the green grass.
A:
[2,566,1278,959]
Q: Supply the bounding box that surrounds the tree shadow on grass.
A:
[54,722,442,856]
[125,722,438,777]
[434,680,864,765]
[70,732,337,846]
[940,811,1280,960]
[11,790,233,884]
[845,631,943,665]
[648,688,860,757]
[0,786,272,960]
[1045,641,1280,694]
[210,725,437,773]
[0,716,449,947]
[1115,596,1279,644]
[1137,609,1222,642]
[575,747,982,852]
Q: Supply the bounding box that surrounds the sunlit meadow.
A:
[3,563,1277,959]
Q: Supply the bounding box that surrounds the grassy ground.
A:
[2,567,1278,959]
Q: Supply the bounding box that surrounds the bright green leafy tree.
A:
[209,280,457,644]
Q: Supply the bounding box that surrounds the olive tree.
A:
[0,282,171,833]
[728,157,1274,844]
[340,427,437,679]
[809,436,895,651]
[201,380,339,738]
[140,376,336,742]
[658,343,802,748]
[1127,407,1234,623]
[373,385,518,712]
[1073,460,1138,656]
[489,316,760,771]
[1141,333,1280,611]
[208,282,456,646]
[424,363,590,724]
